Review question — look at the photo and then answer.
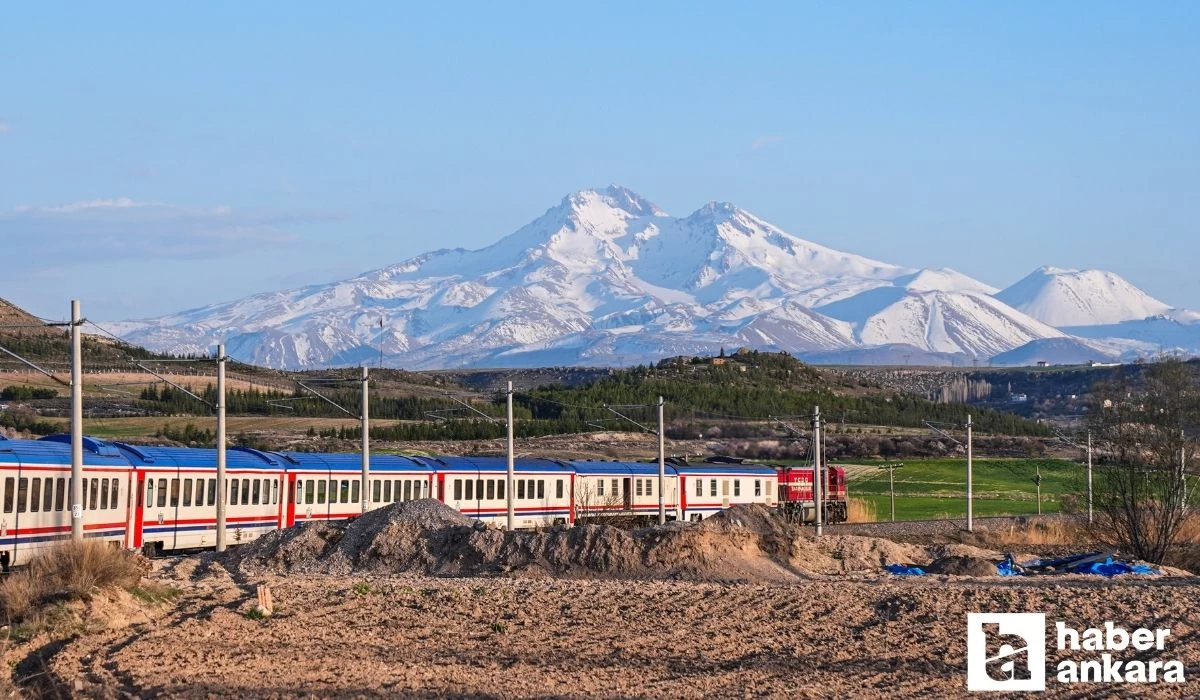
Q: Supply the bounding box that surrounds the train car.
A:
[673,459,779,522]
[116,442,287,554]
[281,451,434,526]
[0,435,132,567]
[565,460,680,523]
[775,462,848,524]
[432,456,573,528]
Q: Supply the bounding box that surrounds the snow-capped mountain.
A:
[995,266,1173,327]
[110,187,1196,368]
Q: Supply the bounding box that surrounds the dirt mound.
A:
[230,502,805,582]
[925,555,1001,577]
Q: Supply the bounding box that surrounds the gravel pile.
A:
[825,515,1066,540]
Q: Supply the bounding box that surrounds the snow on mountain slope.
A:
[995,266,1172,327]
[989,337,1119,367]
[112,186,1191,368]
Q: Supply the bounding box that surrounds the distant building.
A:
[1036,360,1049,367]
[1010,393,1028,403]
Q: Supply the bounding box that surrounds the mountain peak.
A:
[997,266,1171,327]
[562,185,665,218]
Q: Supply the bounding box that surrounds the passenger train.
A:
[0,434,847,567]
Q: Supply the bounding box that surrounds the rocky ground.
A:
[9,505,1200,698]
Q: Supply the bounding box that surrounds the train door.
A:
[126,471,140,549]
[132,472,145,549]
[284,474,297,528]
[622,478,632,511]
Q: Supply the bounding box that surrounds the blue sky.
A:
[2,1,1197,320]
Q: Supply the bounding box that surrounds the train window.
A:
[556,479,563,499]
[110,479,119,509]
[90,479,100,510]
[252,479,261,505]
[241,479,251,505]
[146,480,154,510]
[393,480,402,501]
[230,479,240,506]
[372,480,382,503]
[157,478,168,508]
[403,480,411,502]
[754,480,761,497]
[733,480,741,497]
[612,479,618,497]
[351,480,359,505]
[486,479,495,500]
[30,478,41,513]
[516,480,525,499]
[383,480,392,502]
[17,478,28,513]
[1,477,11,514]
[537,480,544,500]
[453,479,462,501]
[273,480,280,505]
[182,479,192,507]
[338,480,348,504]
[710,479,717,497]
[44,479,54,512]
[317,480,327,504]
[56,478,65,511]
[304,480,315,505]
[465,480,473,501]
[167,479,178,508]
[646,480,652,497]
[635,480,642,497]
[497,479,505,500]
[99,478,109,510]
[475,479,483,500]
[597,479,604,496]
[208,479,217,506]
[695,479,702,497]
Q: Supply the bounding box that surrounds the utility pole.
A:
[361,366,370,513]
[215,344,227,552]
[966,413,973,532]
[657,396,665,525]
[887,463,902,522]
[813,405,823,536]
[70,300,84,541]
[506,381,514,531]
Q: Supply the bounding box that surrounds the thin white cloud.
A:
[750,134,784,151]
[1,198,335,262]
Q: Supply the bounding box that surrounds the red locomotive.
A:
[775,462,848,524]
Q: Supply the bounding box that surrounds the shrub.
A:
[0,540,146,623]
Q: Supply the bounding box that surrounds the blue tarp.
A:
[887,554,1160,578]
[885,564,925,576]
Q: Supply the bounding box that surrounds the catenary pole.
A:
[506,381,514,530]
[361,366,370,513]
[813,405,823,536]
[1086,430,1093,524]
[966,413,973,533]
[215,344,227,552]
[657,396,665,525]
[69,300,84,541]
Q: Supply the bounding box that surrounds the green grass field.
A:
[840,458,1084,521]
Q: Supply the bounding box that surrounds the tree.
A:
[1089,359,1198,563]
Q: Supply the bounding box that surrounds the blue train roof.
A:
[0,436,132,467]
[410,455,570,474]
[276,451,432,473]
[108,442,281,470]
[564,460,676,476]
